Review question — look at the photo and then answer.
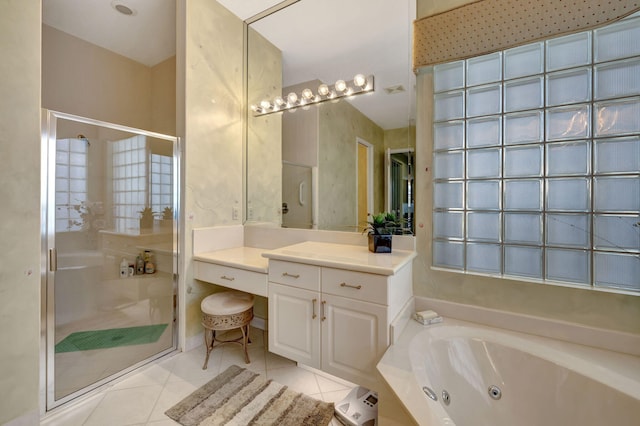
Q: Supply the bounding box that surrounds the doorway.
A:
[41,110,179,410]
[385,148,414,234]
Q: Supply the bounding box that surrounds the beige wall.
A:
[414,0,640,334]
[246,27,282,225]
[180,0,246,341]
[152,56,178,135]
[318,100,384,231]
[42,25,175,135]
[42,25,150,130]
[0,1,41,424]
[384,126,416,152]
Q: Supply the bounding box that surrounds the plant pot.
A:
[139,217,154,229]
[368,233,392,253]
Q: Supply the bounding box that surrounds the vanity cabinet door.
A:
[268,282,321,369]
[321,293,387,388]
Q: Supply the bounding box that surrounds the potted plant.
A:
[139,207,155,229]
[160,206,173,228]
[363,212,398,253]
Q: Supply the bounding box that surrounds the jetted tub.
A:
[377,317,640,426]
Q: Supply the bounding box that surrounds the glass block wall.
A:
[432,14,640,293]
[150,153,173,215]
[112,135,147,231]
[55,138,88,231]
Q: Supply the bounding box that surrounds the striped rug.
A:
[165,365,335,425]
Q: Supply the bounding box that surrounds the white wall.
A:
[0,1,42,424]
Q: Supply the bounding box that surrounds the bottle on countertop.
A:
[119,258,128,278]
[144,250,155,274]
[136,255,145,275]
[145,260,155,274]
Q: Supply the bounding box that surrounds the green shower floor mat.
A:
[55,323,169,353]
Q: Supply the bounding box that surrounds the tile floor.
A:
[41,329,353,426]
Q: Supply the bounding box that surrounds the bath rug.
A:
[55,323,168,353]
[165,365,334,426]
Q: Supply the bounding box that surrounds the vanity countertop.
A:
[193,246,268,273]
[262,241,416,275]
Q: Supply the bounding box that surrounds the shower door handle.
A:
[299,181,305,206]
[49,248,57,272]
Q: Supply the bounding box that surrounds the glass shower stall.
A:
[41,110,179,410]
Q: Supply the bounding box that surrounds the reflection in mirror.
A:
[246,0,416,233]
[386,149,415,234]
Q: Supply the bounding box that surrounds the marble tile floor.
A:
[41,329,353,426]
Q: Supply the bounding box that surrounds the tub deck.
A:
[377,317,640,426]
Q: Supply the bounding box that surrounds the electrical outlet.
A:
[232,206,239,221]
[248,208,253,220]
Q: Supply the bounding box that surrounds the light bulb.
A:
[274,96,285,107]
[302,88,314,100]
[287,92,298,105]
[335,79,347,93]
[353,74,367,88]
[250,104,259,112]
[260,100,271,110]
[318,84,330,96]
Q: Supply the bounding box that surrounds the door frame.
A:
[356,137,374,227]
[40,109,180,412]
[385,147,415,213]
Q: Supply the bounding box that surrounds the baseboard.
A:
[389,297,415,345]
[184,317,266,352]
[251,316,266,331]
[185,331,204,352]
[5,409,39,426]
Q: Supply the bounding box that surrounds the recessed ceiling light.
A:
[112,2,136,16]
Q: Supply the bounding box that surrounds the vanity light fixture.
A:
[251,74,374,116]
[353,74,367,88]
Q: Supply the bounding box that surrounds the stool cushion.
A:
[201,291,254,316]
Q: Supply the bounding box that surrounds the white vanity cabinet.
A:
[265,242,415,389]
[268,261,321,368]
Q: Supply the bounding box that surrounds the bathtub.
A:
[55,251,104,325]
[378,317,640,426]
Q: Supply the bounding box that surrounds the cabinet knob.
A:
[221,275,235,281]
[321,300,326,321]
[312,298,317,319]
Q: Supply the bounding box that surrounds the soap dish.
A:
[414,314,443,325]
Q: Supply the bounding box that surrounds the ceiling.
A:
[42,0,176,67]
[42,0,416,130]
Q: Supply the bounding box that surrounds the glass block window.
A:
[150,153,173,215]
[112,135,147,231]
[55,138,88,231]
[432,14,640,293]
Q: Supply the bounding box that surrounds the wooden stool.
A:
[200,291,254,369]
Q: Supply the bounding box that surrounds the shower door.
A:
[41,110,179,410]
[282,162,315,229]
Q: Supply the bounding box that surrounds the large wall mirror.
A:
[244,0,416,233]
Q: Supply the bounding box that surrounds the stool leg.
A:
[241,325,250,364]
[202,328,214,370]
